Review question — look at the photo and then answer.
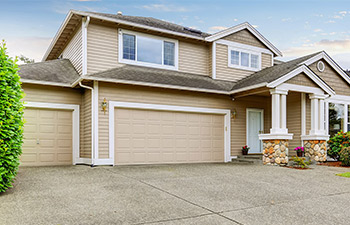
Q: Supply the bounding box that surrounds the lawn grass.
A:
[336,172,350,178]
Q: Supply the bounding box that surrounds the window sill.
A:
[228,64,260,72]
[119,59,178,71]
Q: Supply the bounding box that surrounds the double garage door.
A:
[114,108,225,165]
[21,108,73,166]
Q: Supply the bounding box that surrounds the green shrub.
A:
[292,157,311,169]
[0,41,24,193]
[327,131,350,160]
[339,147,350,166]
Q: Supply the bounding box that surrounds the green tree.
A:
[0,41,24,193]
[18,55,34,64]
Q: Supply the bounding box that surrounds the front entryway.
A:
[247,108,264,153]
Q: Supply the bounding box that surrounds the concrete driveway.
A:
[1,163,350,225]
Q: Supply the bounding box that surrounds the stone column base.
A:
[262,140,289,166]
[303,140,327,162]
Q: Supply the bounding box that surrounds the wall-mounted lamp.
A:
[231,109,237,120]
[101,98,108,114]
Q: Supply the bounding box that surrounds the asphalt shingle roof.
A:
[231,52,322,91]
[86,64,235,92]
[19,59,80,85]
[85,11,211,38]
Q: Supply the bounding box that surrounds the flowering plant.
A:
[242,145,250,152]
[294,146,304,153]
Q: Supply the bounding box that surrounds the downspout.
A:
[79,82,95,166]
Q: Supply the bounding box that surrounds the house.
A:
[18,10,350,166]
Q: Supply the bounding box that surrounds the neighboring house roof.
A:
[230,52,322,91]
[346,70,350,76]
[43,10,282,60]
[19,59,80,87]
[83,64,236,94]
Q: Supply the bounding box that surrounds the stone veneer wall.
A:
[303,140,327,162]
[262,140,289,166]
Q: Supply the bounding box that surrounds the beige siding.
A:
[80,89,92,158]
[222,29,268,49]
[309,59,350,95]
[286,72,318,87]
[98,82,271,158]
[262,53,272,69]
[179,41,209,75]
[216,44,253,82]
[287,92,302,156]
[62,25,83,74]
[87,22,119,74]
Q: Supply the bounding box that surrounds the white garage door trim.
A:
[25,102,80,165]
[108,101,231,165]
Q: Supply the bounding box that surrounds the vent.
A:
[183,27,202,34]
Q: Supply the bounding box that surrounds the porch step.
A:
[231,155,263,164]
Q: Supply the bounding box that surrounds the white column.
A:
[309,94,327,136]
[280,93,287,132]
[319,99,325,133]
[270,89,288,134]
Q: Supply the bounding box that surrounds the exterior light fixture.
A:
[231,109,237,120]
[101,98,108,114]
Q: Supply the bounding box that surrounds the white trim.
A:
[82,76,230,95]
[277,83,325,95]
[108,101,231,166]
[301,93,306,135]
[246,108,264,153]
[227,46,261,72]
[20,79,72,87]
[76,158,92,164]
[267,65,335,96]
[301,51,350,86]
[212,41,216,79]
[93,81,99,160]
[259,133,293,140]
[82,16,90,75]
[301,135,329,141]
[25,101,80,165]
[205,22,283,57]
[216,39,273,55]
[118,29,179,71]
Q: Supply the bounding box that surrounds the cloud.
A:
[314,28,322,32]
[282,39,350,69]
[142,4,188,12]
[53,2,106,14]
[208,26,228,33]
[281,18,292,22]
[333,15,343,19]
[326,20,336,23]
[339,11,347,15]
[5,37,52,63]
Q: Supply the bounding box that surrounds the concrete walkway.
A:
[1,163,350,225]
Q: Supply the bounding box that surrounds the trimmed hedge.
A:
[0,41,24,193]
[340,147,350,166]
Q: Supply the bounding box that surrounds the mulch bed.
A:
[318,161,350,168]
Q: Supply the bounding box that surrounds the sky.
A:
[1,0,350,69]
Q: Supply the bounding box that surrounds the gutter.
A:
[78,82,95,166]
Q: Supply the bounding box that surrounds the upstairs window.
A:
[228,47,261,71]
[120,30,178,70]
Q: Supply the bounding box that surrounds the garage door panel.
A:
[21,108,73,166]
[115,108,225,165]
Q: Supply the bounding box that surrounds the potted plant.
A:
[294,146,304,157]
[242,145,250,155]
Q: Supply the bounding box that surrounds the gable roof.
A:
[83,64,235,94]
[230,52,321,92]
[205,22,282,57]
[19,59,80,87]
[43,10,282,61]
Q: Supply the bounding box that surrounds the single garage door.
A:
[21,108,73,166]
[114,108,225,165]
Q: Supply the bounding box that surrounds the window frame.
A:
[227,46,261,71]
[118,29,179,70]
